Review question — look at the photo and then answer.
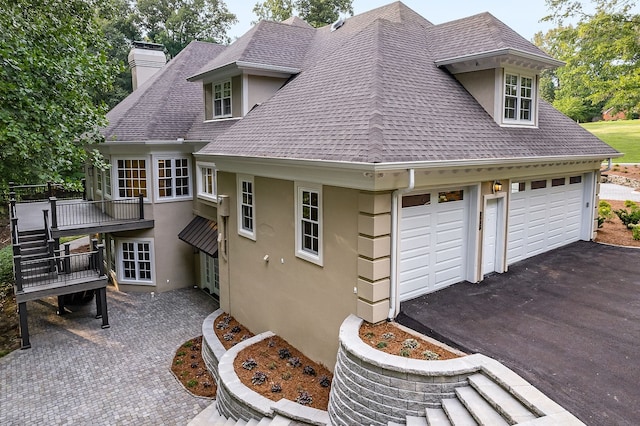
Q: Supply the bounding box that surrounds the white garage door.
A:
[399,189,468,302]
[507,175,584,264]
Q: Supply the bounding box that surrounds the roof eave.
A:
[188,61,300,82]
[435,48,565,74]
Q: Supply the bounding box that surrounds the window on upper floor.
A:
[96,163,112,198]
[116,159,147,198]
[214,80,232,118]
[237,175,255,240]
[196,162,217,202]
[295,182,322,266]
[503,71,535,125]
[156,157,190,200]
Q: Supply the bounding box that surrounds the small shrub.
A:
[268,362,277,370]
[281,372,292,380]
[251,371,267,385]
[203,382,212,388]
[271,383,282,393]
[223,332,235,341]
[190,362,199,368]
[288,357,301,367]
[182,341,193,348]
[376,341,387,349]
[242,358,258,370]
[0,246,14,285]
[381,332,395,340]
[175,359,184,365]
[598,200,613,228]
[176,351,186,356]
[364,332,375,339]
[399,348,411,357]
[231,325,241,333]
[633,226,640,241]
[319,376,331,387]
[186,379,198,388]
[296,391,313,406]
[278,348,291,359]
[303,366,316,376]
[267,339,275,347]
[614,201,640,227]
[422,350,440,360]
[402,338,419,349]
[240,334,250,341]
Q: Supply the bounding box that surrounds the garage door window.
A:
[570,176,582,184]
[511,182,525,193]
[402,194,431,208]
[552,178,565,187]
[531,180,547,190]
[438,190,463,203]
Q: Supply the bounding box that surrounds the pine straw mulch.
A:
[171,336,217,398]
[214,313,332,410]
[359,321,462,361]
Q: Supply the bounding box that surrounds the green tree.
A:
[0,0,116,188]
[135,0,237,58]
[253,0,353,27]
[538,0,640,119]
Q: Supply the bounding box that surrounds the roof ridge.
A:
[366,19,387,163]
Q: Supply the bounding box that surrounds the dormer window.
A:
[214,80,232,118]
[503,71,535,125]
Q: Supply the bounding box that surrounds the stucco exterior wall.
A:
[247,75,287,108]
[454,69,496,119]
[217,172,359,368]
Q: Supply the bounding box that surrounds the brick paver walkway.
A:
[0,287,218,425]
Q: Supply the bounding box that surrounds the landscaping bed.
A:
[214,313,332,410]
[171,336,217,398]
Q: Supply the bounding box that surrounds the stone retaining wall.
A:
[201,313,330,425]
[328,315,483,425]
[603,174,640,189]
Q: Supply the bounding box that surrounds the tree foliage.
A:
[0,0,116,187]
[536,0,640,121]
[136,0,237,57]
[253,0,353,27]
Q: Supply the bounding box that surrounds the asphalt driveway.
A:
[399,241,640,426]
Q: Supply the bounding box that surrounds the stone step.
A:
[456,387,509,426]
[257,418,273,426]
[468,373,538,424]
[406,415,428,426]
[442,398,478,426]
[268,415,291,425]
[425,407,452,426]
[246,420,260,426]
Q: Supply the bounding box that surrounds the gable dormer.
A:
[187,19,316,122]
[430,13,563,128]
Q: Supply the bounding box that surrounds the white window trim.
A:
[501,69,537,127]
[196,161,217,203]
[116,238,154,285]
[237,174,256,240]
[96,161,113,199]
[213,79,232,118]
[295,182,323,266]
[113,156,150,201]
[154,155,191,202]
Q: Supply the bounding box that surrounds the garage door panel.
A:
[400,189,468,301]
[508,176,585,264]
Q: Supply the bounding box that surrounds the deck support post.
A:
[56,296,67,316]
[98,287,109,328]
[18,302,31,349]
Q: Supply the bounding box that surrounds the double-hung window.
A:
[119,239,153,283]
[117,159,147,198]
[503,72,535,124]
[295,182,322,265]
[214,80,232,118]
[197,163,217,201]
[237,175,255,239]
[157,157,190,200]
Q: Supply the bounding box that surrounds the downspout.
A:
[600,158,613,173]
[388,168,415,321]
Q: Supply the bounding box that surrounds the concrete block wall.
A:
[201,309,226,383]
[329,315,481,425]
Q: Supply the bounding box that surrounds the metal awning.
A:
[178,216,218,257]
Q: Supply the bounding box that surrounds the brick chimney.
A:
[128,41,167,90]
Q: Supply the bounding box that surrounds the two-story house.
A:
[91,2,618,368]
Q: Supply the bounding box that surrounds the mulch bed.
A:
[170,336,217,398]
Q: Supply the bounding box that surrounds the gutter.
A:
[600,158,613,173]
[388,169,415,321]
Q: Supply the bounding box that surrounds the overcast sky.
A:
[227,0,557,42]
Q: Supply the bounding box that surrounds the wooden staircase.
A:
[16,229,57,284]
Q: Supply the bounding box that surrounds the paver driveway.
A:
[399,241,640,426]
[0,287,218,425]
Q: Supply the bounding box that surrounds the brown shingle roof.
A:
[103,41,227,142]
[198,3,618,162]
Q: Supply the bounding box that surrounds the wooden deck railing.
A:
[13,245,105,293]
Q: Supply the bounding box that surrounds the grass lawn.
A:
[581,120,640,163]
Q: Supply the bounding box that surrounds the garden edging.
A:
[328,314,583,425]
[201,312,330,425]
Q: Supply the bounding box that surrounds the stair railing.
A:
[13,244,23,293]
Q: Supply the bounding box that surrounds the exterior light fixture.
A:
[493,180,502,193]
